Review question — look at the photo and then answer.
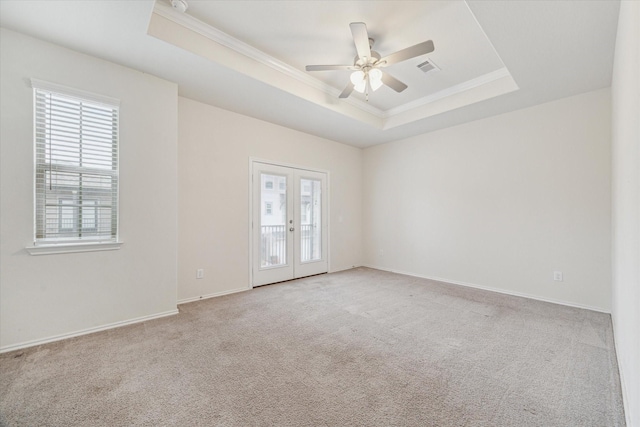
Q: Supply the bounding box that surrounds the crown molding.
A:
[383,68,512,118]
[151,1,517,129]
[152,1,385,119]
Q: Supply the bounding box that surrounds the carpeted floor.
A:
[0,267,626,426]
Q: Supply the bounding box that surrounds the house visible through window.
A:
[58,199,98,232]
[32,80,119,245]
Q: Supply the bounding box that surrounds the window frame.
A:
[26,79,122,255]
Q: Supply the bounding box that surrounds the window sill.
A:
[26,242,123,256]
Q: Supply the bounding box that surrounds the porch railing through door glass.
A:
[261,224,320,267]
[261,225,286,267]
[300,224,319,262]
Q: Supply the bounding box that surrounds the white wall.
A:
[0,29,179,352]
[611,1,640,425]
[363,88,612,311]
[177,97,362,302]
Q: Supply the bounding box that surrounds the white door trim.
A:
[248,157,331,288]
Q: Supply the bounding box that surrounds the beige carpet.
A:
[0,267,626,426]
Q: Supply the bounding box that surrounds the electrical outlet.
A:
[553,271,563,282]
[196,269,204,279]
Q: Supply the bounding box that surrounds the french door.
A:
[251,161,328,287]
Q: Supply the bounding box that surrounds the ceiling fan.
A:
[305,22,435,100]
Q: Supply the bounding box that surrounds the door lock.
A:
[289,227,295,232]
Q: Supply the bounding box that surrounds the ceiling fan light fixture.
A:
[353,80,367,94]
[369,68,383,91]
[350,70,366,93]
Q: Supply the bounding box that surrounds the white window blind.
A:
[33,82,119,245]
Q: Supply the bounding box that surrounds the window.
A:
[279,181,285,191]
[265,202,272,215]
[265,180,273,190]
[32,80,119,245]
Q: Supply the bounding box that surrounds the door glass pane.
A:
[300,178,321,262]
[261,173,286,267]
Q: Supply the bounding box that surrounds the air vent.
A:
[417,58,440,74]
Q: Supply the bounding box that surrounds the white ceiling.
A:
[183,1,506,111]
[0,0,620,148]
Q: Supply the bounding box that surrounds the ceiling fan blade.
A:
[380,71,408,93]
[305,65,356,71]
[379,40,434,67]
[339,82,354,98]
[350,22,371,60]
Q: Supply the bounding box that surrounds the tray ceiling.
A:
[0,0,620,147]
[149,1,519,129]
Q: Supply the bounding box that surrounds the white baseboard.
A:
[0,309,179,354]
[362,265,610,314]
[329,264,362,274]
[177,287,248,305]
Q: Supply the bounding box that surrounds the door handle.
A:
[289,227,295,232]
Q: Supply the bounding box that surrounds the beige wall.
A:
[0,29,179,351]
[611,1,640,425]
[363,88,612,311]
[0,22,623,379]
[177,97,362,302]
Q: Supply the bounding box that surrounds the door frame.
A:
[248,157,331,289]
